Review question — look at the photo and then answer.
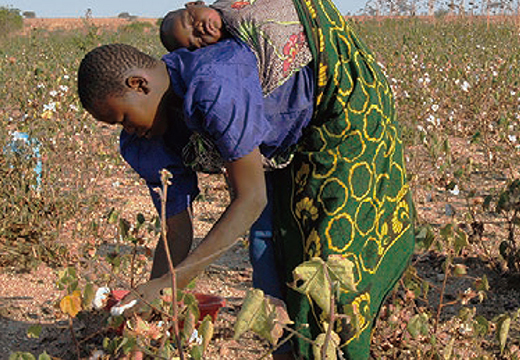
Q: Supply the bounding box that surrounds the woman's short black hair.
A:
[77,43,158,111]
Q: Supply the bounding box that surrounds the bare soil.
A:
[22,18,158,34]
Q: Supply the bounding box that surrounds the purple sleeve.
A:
[172,42,271,162]
[119,131,199,218]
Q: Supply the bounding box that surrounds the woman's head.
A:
[78,44,171,138]
[160,1,224,52]
[78,44,158,111]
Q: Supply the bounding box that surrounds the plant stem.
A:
[433,257,450,335]
[321,262,336,360]
[159,170,184,360]
[69,317,81,360]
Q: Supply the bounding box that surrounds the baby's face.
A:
[167,4,223,51]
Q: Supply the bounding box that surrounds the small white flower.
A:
[59,85,69,93]
[493,71,498,77]
[37,83,45,89]
[449,184,460,196]
[63,74,70,80]
[511,91,516,96]
[431,104,439,112]
[43,102,57,112]
[461,81,471,92]
[49,90,58,97]
[69,104,78,111]
[509,135,517,143]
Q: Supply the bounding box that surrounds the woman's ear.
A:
[185,1,206,8]
[126,76,150,94]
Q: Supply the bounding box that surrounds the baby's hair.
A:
[77,43,158,111]
[160,10,182,52]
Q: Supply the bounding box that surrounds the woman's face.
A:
[92,88,169,139]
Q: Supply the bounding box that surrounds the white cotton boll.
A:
[426,114,436,125]
[89,350,105,360]
[92,287,111,310]
[189,329,203,345]
[449,184,460,196]
[110,299,138,316]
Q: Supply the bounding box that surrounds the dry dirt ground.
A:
[2,142,520,359]
[21,18,158,34]
[0,170,273,359]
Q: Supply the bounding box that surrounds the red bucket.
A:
[107,290,226,322]
[192,292,226,322]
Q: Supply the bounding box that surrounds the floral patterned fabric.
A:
[211,0,313,96]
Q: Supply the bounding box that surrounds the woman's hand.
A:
[111,276,169,318]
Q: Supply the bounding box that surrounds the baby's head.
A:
[78,44,170,138]
[160,1,225,52]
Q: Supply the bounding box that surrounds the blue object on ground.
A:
[5,131,42,190]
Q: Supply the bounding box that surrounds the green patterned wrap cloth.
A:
[271,0,415,359]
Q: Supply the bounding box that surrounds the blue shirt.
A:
[121,38,314,217]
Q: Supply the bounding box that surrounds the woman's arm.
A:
[161,147,266,288]
[120,147,266,310]
[150,208,194,280]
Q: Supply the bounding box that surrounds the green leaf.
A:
[82,283,95,309]
[199,315,215,352]
[312,331,340,360]
[190,345,204,360]
[476,275,490,292]
[443,337,455,360]
[440,224,453,243]
[454,228,469,255]
[182,310,197,345]
[117,336,136,354]
[38,352,52,360]
[9,353,36,360]
[27,324,42,339]
[452,264,467,277]
[107,207,119,224]
[407,313,429,339]
[482,195,493,211]
[415,225,435,250]
[474,316,489,337]
[289,256,356,317]
[234,289,293,345]
[119,218,130,239]
[496,315,511,354]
